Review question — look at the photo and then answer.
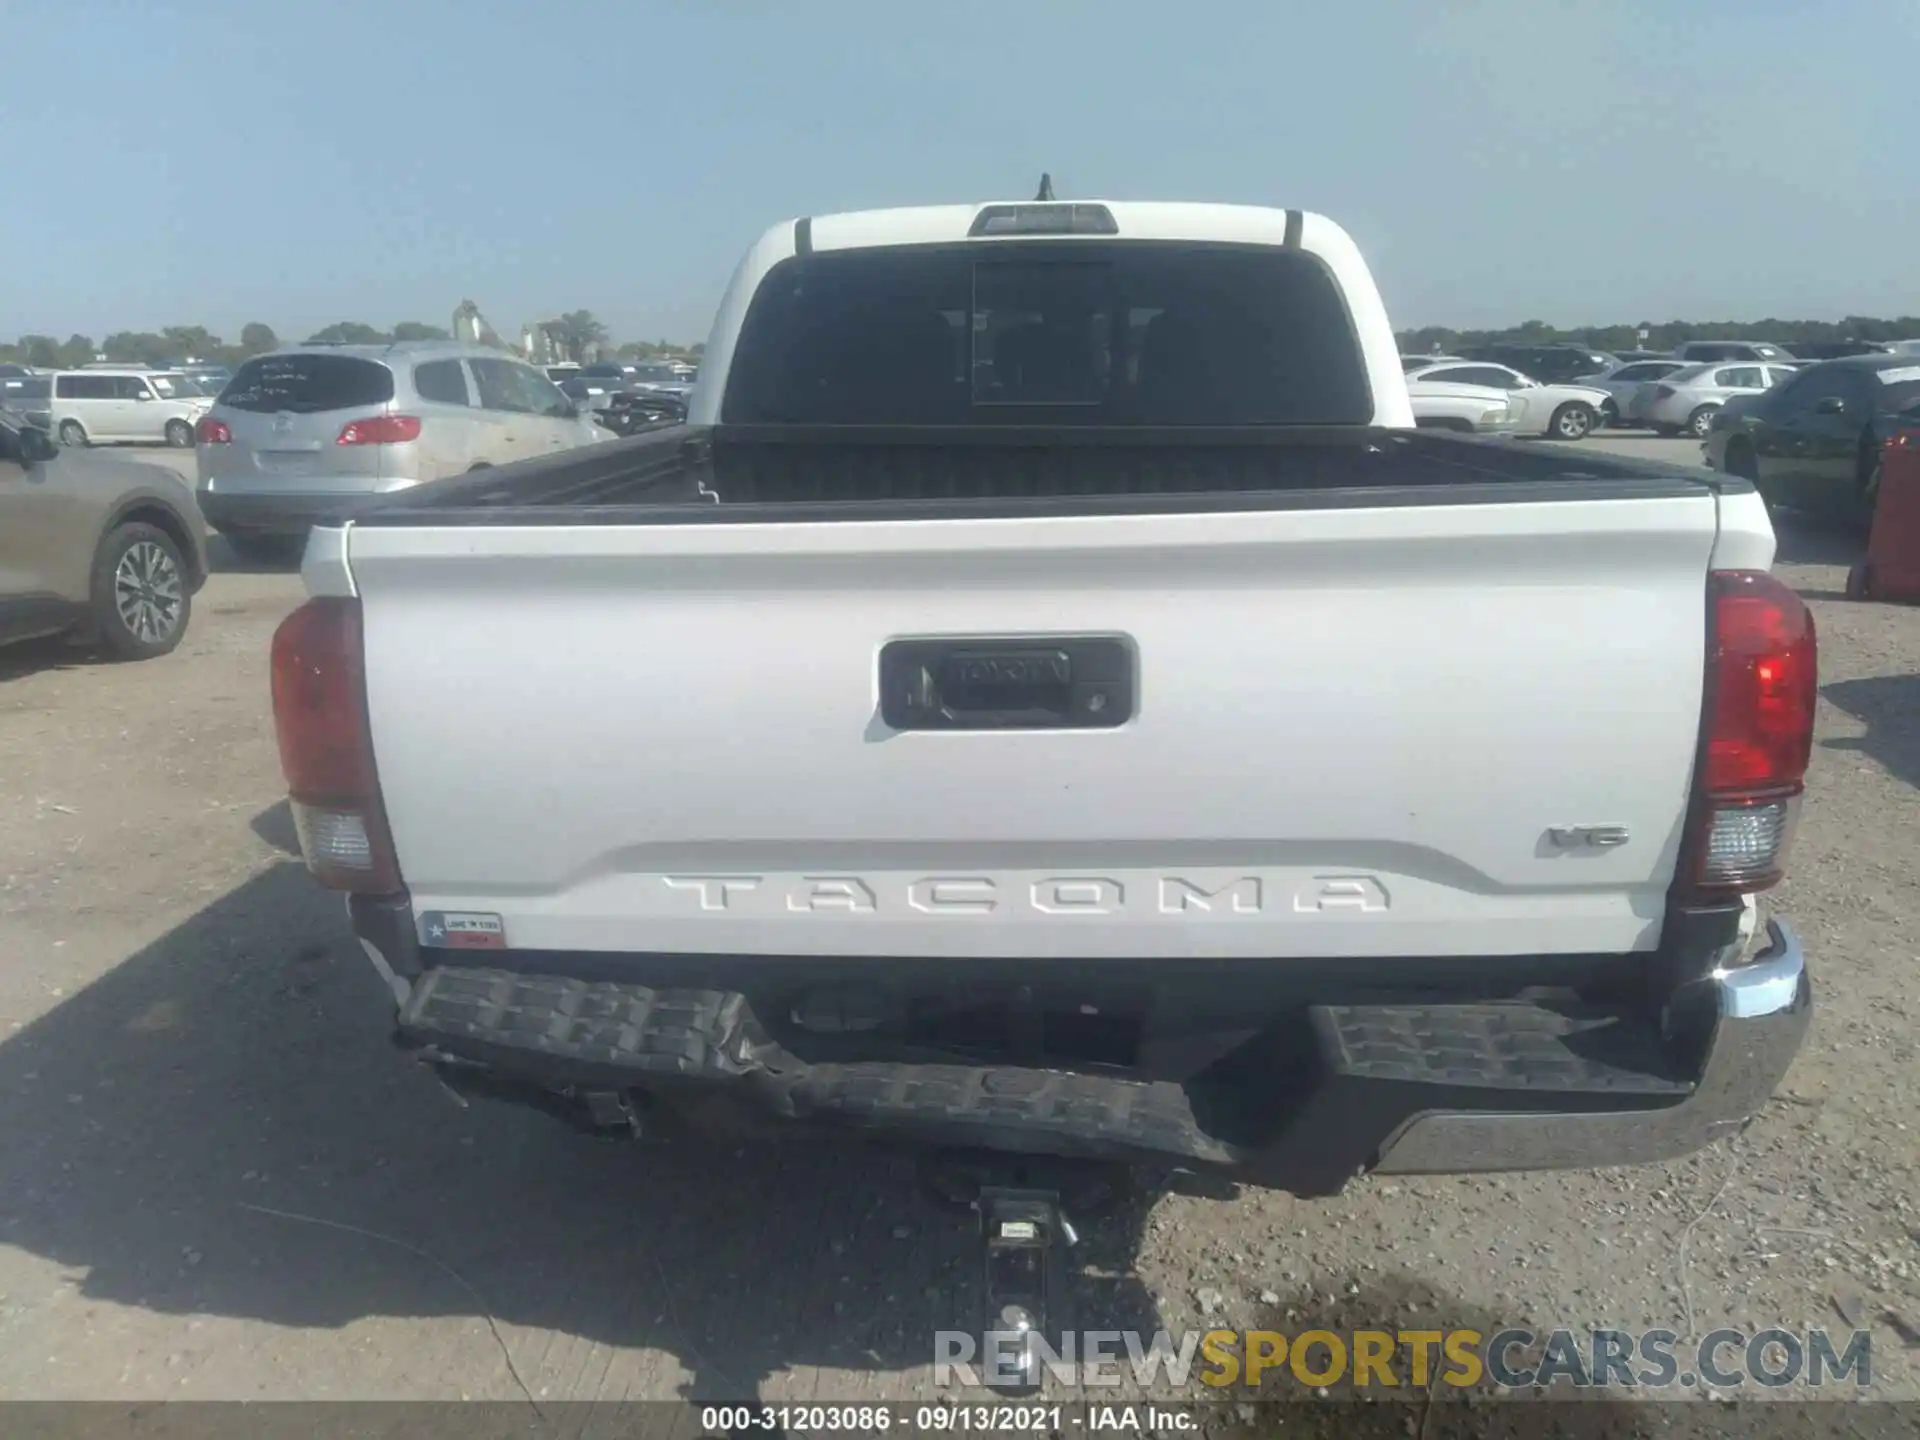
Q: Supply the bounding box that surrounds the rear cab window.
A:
[722,241,1373,426]
[221,353,396,414]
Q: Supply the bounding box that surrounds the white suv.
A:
[49,369,213,449]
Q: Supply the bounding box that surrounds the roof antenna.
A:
[1034,173,1055,202]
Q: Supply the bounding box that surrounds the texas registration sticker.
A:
[419,910,508,950]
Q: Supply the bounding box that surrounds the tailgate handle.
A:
[879,637,1133,731]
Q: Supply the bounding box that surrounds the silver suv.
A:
[196,341,608,560]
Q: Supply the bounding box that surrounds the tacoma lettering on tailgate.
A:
[659,875,1390,916]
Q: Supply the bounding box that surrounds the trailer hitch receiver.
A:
[978,1187,1076,1395]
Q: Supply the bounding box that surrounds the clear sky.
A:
[6,0,1913,346]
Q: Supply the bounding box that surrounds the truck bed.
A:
[317,424,1764,964]
[346,421,1740,522]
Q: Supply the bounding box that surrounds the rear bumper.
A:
[195,488,386,535]
[1372,922,1807,1175]
[352,898,1809,1194]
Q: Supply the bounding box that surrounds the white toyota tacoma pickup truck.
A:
[271,195,1814,1212]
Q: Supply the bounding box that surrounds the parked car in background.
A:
[0,375,52,430]
[1402,361,1607,439]
[1785,340,1892,360]
[623,360,694,397]
[577,361,641,383]
[1672,340,1796,364]
[0,362,36,379]
[1625,361,1796,437]
[180,364,232,394]
[1885,339,1920,356]
[1399,353,1464,373]
[557,373,631,418]
[595,388,691,435]
[1455,343,1615,384]
[1705,354,1920,527]
[544,363,582,384]
[1587,359,1691,426]
[0,401,207,660]
[154,361,231,388]
[1405,380,1513,434]
[197,341,610,562]
[49,368,213,449]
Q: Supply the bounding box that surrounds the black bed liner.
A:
[346,422,1748,528]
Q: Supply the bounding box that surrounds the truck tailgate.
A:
[346,495,1717,960]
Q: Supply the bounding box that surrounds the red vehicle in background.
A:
[1848,409,1920,602]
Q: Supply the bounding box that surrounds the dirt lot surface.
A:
[1,437,1915,1424]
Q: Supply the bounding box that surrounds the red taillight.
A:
[196,416,231,445]
[1678,571,1817,896]
[335,415,422,446]
[270,597,402,894]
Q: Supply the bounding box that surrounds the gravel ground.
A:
[0,437,1914,1425]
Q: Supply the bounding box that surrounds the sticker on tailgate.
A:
[419,910,508,949]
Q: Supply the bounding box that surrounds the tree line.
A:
[0,308,702,370]
[1395,315,1920,355]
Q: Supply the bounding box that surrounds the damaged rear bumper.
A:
[1370,920,1807,1175]
[352,894,1809,1195]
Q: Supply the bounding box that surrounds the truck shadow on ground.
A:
[205,535,303,576]
[249,798,300,855]
[0,845,1180,1405]
[1821,674,1920,791]
[0,634,89,681]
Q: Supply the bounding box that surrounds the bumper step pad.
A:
[397,969,765,1078]
[791,1062,1238,1165]
[1315,1002,1693,1096]
[398,966,1694,1189]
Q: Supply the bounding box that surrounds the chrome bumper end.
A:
[1374,919,1811,1175]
